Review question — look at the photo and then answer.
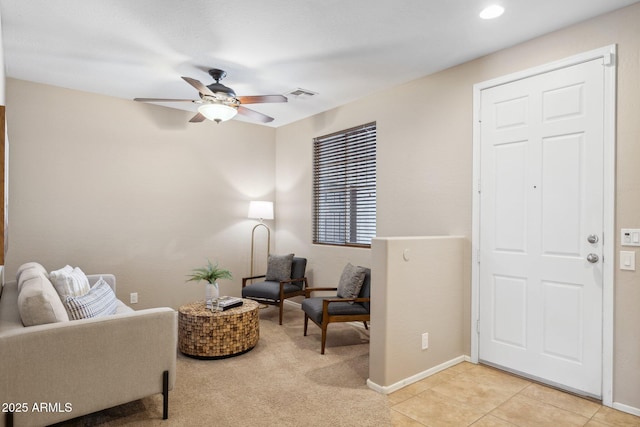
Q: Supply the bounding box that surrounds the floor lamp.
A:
[248,201,274,277]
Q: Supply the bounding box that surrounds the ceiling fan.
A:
[134,68,287,124]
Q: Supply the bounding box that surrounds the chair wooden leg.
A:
[279,301,284,325]
[321,324,327,354]
[363,321,368,330]
[304,314,309,336]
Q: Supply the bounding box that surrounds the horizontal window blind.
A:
[313,122,376,247]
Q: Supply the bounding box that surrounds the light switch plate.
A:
[621,229,640,246]
[620,251,636,271]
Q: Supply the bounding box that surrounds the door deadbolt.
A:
[587,234,599,244]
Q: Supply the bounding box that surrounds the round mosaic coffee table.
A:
[178,299,259,359]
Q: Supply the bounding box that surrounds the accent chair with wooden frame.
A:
[242,256,308,325]
[302,266,371,354]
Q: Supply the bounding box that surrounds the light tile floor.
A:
[389,362,640,426]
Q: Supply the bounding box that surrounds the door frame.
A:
[471,45,616,406]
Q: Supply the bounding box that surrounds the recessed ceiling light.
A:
[480,4,505,19]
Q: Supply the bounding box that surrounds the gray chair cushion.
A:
[290,257,307,289]
[242,280,303,301]
[359,269,371,311]
[301,297,369,324]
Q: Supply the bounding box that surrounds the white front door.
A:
[478,58,605,397]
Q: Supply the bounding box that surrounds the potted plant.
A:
[187,260,233,310]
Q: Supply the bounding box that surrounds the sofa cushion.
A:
[18,273,70,326]
[336,263,367,302]
[16,262,48,286]
[65,277,119,320]
[0,282,24,333]
[50,265,91,300]
[265,253,294,282]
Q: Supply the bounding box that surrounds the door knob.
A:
[587,234,599,244]
[587,253,599,263]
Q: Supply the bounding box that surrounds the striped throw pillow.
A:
[65,277,118,320]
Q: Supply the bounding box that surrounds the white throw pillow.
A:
[65,277,119,320]
[50,265,91,300]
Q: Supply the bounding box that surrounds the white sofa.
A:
[0,262,177,426]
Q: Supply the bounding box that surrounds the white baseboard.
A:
[612,402,640,417]
[367,355,471,395]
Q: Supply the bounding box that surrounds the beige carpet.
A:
[53,305,390,426]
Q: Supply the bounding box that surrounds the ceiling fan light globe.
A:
[198,103,238,123]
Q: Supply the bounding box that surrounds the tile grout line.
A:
[390,407,429,426]
[487,392,524,427]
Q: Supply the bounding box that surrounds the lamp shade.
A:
[248,201,274,220]
[198,103,238,123]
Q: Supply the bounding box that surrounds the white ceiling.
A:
[1,0,637,127]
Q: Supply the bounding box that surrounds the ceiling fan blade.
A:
[134,98,196,103]
[189,112,207,123]
[237,95,288,104]
[237,106,274,123]
[182,76,215,96]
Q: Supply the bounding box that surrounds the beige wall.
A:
[275,3,640,409]
[5,79,276,309]
[369,236,465,389]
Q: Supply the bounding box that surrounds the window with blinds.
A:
[313,122,376,247]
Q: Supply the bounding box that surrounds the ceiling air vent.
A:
[286,88,318,99]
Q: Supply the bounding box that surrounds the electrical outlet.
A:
[130,292,138,304]
[421,332,429,350]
